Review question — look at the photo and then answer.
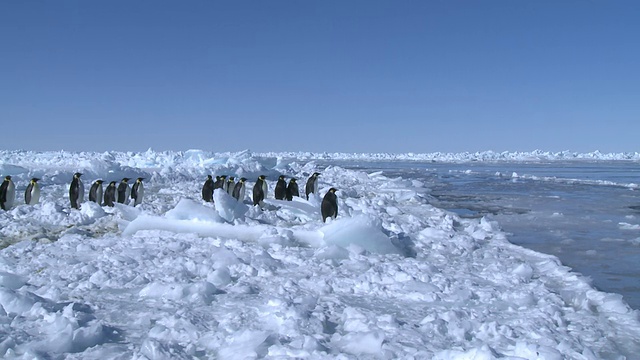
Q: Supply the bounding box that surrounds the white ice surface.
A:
[1,149,640,359]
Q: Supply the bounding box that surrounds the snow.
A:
[1,149,640,359]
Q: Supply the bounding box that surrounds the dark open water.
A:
[332,160,640,310]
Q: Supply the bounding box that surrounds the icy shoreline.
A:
[1,149,640,358]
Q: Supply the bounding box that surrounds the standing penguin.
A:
[117,178,131,204]
[305,172,321,200]
[286,178,299,201]
[131,177,145,206]
[89,180,104,204]
[0,175,16,210]
[215,175,226,191]
[274,175,287,200]
[321,188,338,222]
[226,176,235,196]
[202,175,214,202]
[103,181,117,207]
[69,172,84,209]
[232,177,247,201]
[25,178,41,205]
[252,175,267,206]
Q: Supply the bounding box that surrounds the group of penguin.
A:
[70,174,145,209]
[0,174,145,211]
[201,172,339,222]
[2,171,338,222]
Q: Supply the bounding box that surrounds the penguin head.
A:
[109,181,117,186]
[259,175,266,180]
[31,178,39,183]
[122,178,130,183]
[240,177,247,183]
[314,172,321,177]
[290,178,297,183]
[228,177,235,181]
[220,175,227,180]
[137,177,144,182]
[207,175,213,180]
[74,173,82,178]
[4,175,11,181]
[328,188,338,194]
[95,180,104,184]
[278,175,286,180]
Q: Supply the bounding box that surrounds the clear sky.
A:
[1,1,638,154]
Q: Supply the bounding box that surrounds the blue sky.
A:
[1,1,638,153]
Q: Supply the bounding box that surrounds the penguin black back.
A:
[214,175,226,190]
[117,178,130,204]
[321,187,338,222]
[104,181,117,207]
[131,177,145,206]
[253,175,266,206]
[69,172,83,209]
[25,177,41,205]
[274,175,287,200]
[232,177,247,201]
[286,178,299,201]
[202,175,214,202]
[89,180,104,203]
[305,172,320,200]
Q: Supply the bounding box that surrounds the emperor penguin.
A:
[232,177,247,201]
[214,175,226,191]
[0,175,16,210]
[321,188,338,222]
[25,178,41,205]
[89,180,104,204]
[226,176,235,195]
[286,178,299,201]
[202,175,214,202]
[252,175,267,206]
[131,177,145,206]
[69,172,84,209]
[274,175,287,200]
[305,172,321,200]
[117,178,131,204]
[103,181,117,207]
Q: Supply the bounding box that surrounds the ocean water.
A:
[334,160,640,310]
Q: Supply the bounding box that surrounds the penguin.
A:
[252,175,267,206]
[226,176,235,196]
[69,172,84,209]
[274,175,287,200]
[305,172,321,200]
[89,180,104,204]
[103,181,117,207]
[321,188,338,222]
[117,178,131,204]
[202,175,214,202]
[286,178,299,201]
[232,177,247,201]
[0,175,16,210]
[131,177,145,206]
[25,178,41,205]
[214,175,226,191]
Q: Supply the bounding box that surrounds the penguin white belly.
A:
[227,183,234,195]
[6,181,16,209]
[313,181,318,195]
[125,187,131,203]
[29,184,41,205]
[262,183,268,200]
[78,180,84,204]
[96,187,103,205]
[239,184,245,201]
[135,184,144,206]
